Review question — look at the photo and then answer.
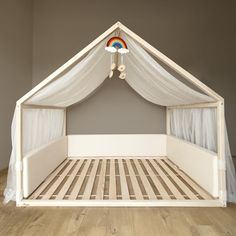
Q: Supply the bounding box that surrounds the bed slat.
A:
[149,159,185,200]
[158,159,198,200]
[69,159,92,200]
[133,159,157,199]
[118,159,130,200]
[83,159,99,200]
[95,159,107,200]
[56,160,84,200]
[125,159,144,200]
[42,160,76,200]
[109,159,117,199]
[141,159,170,200]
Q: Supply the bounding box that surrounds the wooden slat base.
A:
[28,158,214,202]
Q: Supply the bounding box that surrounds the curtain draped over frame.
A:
[4,31,236,203]
[4,109,65,202]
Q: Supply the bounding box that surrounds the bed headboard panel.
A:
[68,134,167,157]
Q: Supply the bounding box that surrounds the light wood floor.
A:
[1,168,236,236]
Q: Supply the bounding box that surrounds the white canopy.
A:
[4,22,236,204]
[25,33,213,107]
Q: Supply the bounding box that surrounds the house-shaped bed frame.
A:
[14,22,226,207]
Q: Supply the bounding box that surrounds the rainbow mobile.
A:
[105,36,129,79]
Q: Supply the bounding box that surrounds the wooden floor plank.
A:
[56,160,84,200]
[118,159,130,200]
[109,159,116,199]
[149,159,185,200]
[69,159,92,200]
[30,159,69,199]
[42,160,76,200]
[165,159,212,199]
[95,159,107,200]
[141,159,171,200]
[125,159,144,200]
[133,159,157,199]
[83,159,99,200]
[158,159,198,200]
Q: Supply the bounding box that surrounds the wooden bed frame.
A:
[19,134,221,207]
[14,22,227,207]
[22,157,218,207]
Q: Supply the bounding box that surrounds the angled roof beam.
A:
[17,22,119,105]
[118,22,223,101]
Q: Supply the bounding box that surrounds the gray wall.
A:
[0,0,33,170]
[67,74,166,134]
[32,0,236,154]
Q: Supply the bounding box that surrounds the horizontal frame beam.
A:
[22,104,66,110]
[167,102,218,110]
[68,156,165,160]
[19,199,224,207]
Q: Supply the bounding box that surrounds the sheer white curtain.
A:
[170,108,217,152]
[26,33,213,107]
[23,109,65,155]
[225,128,236,202]
[25,39,111,107]
[122,34,214,106]
[4,109,65,203]
[170,108,236,202]
[4,110,17,203]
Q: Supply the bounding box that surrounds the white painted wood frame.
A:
[63,108,67,136]
[168,102,219,109]
[16,104,23,205]
[166,108,170,135]
[22,104,65,109]
[217,100,227,206]
[19,199,223,207]
[23,157,223,207]
[14,21,227,207]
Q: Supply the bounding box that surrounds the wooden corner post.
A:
[166,108,170,135]
[64,108,67,136]
[16,103,23,206]
[217,100,227,206]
